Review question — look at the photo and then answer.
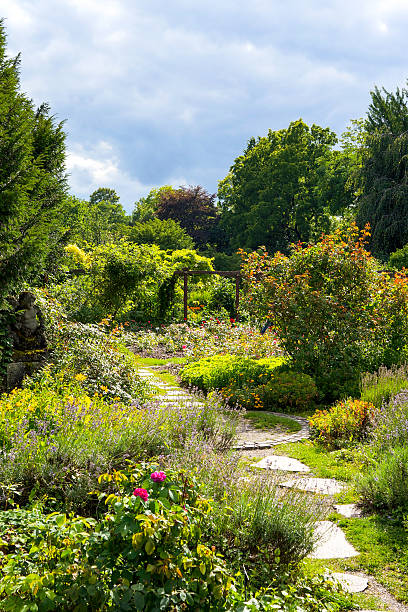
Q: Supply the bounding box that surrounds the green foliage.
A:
[356,446,408,517]
[218,119,352,255]
[309,399,376,449]
[0,465,234,610]
[226,372,318,413]
[241,224,408,399]
[356,82,408,260]
[128,217,195,250]
[132,185,174,223]
[389,243,408,270]
[361,364,408,410]
[63,189,129,247]
[180,354,286,392]
[211,476,320,575]
[60,241,213,322]
[0,21,68,305]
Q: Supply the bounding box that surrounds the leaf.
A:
[145,539,155,555]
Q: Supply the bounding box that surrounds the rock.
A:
[308,521,359,559]
[326,571,368,593]
[281,477,345,495]
[255,455,310,472]
[333,503,362,518]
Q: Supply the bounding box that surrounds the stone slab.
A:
[326,571,368,593]
[281,477,345,495]
[308,521,359,559]
[255,455,310,472]
[333,503,362,518]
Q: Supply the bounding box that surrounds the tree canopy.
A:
[218,119,351,254]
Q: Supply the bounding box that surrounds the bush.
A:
[389,243,408,270]
[180,354,286,392]
[211,475,321,578]
[356,446,408,516]
[369,390,408,451]
[0,380,238,510]
[241,224,408,400]
[0,464,234,610]
[361,364,408,410]
[224,372,318,413]
[309,399,376,449]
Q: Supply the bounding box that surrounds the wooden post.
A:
[183,271,188,321]
[235,274,240,320]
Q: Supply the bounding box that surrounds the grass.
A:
[134,356,187,366]
[306,514,408,605]
[271,440,362,486]
[244,410,301,432]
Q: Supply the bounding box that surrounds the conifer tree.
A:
[0,20,67,305]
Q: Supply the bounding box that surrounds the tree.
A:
[155,185,219,248]
[218,119,351,254]
[128,218,194,250]
[0,20,67,305]
[63,189,128,246]
[131,186,174,223]
[356,83,408,260]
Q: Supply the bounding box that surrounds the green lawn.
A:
[244,410,301,432]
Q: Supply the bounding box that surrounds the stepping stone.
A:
[326,571,368,593]
[308,521,359,559]
[255,455,310,472]
[333,503,362,518]
[281,477,345,495]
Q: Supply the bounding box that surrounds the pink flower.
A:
[151,471,166,483]
[182,345,186,349]
[133,488,149,501]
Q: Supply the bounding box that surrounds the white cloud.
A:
[2,0,408,200]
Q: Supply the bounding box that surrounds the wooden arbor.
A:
[174,269,241,321]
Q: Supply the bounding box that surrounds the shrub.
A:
[0,382,238,510]
[180,354,286,392]
[356,446,408,516]
[210,475,321,578]
[309,399,376,449]
[0,464,234,610]
[369,390,408,451]
[223,372,318,413]
[241,224,408,400]
[361,364,408,410]
[389,243,408,270]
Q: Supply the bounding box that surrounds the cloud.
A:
[2,0,408,207]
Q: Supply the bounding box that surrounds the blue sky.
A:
[2,0,408,212]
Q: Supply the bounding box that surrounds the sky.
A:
[2,0,408,212]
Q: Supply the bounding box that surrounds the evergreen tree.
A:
[0,20,67,304]
[356,83,408,260]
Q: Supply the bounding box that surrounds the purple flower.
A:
[151,471,166,483]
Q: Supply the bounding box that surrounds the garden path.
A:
[136,365,406,611]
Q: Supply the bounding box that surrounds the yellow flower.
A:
[75,373,86,381]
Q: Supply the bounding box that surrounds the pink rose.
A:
[151,471,166,483]
[133,488,149,501]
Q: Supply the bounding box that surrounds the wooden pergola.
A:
[174,269,241,320]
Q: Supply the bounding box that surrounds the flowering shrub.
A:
[0,380,238,509]
[0,464,234,610]
[309,399,376,449]
[240,224,408,399]
[224,372,318,413]
[356,446,408,516]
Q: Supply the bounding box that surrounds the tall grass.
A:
[361,364,408,409]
